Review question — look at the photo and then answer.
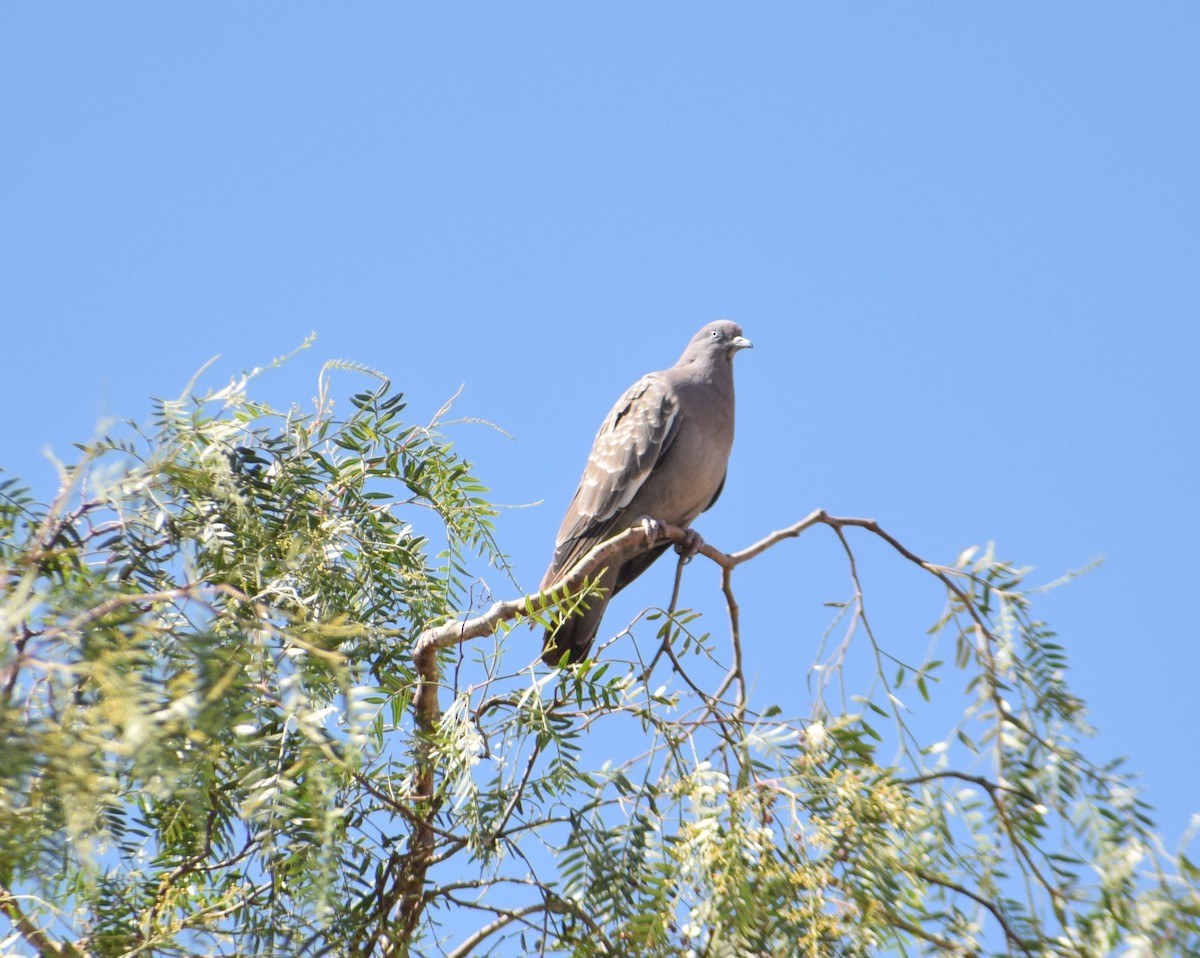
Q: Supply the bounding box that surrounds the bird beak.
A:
[731,336,753,351]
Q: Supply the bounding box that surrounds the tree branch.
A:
[913,868,1037,957]
[0,886,89,958]
[393,509,1044,954]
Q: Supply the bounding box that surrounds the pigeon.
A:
[540,320,752,665]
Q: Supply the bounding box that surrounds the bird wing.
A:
[547,373,680,580]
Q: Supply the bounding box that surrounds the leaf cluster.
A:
[0,360,501,956]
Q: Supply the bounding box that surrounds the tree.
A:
[1,353,1197,957]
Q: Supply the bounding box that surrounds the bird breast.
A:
[635,406,732,526]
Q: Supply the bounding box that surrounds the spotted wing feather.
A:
[544,374,679,585]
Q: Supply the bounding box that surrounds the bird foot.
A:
[674,527,705,560]
[639,516,667,546]
[638,518,704,559]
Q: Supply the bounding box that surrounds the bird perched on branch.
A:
[540,320,752,665]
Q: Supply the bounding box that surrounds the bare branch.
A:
[914,868,1037,957]
[443,903,560,958]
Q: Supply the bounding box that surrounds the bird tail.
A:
[541,604,605,666]
[540,566,615,667]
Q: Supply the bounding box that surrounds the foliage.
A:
[1,354,1197,957]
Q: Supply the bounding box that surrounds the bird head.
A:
[681,320,753,365]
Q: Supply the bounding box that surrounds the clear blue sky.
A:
[3,2,1197,856]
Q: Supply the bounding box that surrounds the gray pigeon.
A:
[540,320,752,665]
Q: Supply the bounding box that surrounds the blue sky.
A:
[3,0,1198,874]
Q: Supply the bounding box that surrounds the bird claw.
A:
[639,518,704,559]
[640,516,666,545]
[674,528,705,560]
